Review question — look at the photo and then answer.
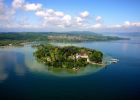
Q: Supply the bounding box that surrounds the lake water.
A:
[0,36,140,100]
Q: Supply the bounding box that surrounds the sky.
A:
[0,0,140,32]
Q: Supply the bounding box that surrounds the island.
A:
[33,44,103,69]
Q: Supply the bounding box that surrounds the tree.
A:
[89,51,103,63]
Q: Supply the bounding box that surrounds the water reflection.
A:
[47,65,105,77]
[0,50,27,82]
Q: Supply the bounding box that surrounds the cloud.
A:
[108,21,140,29]
[96,16,102,21]
[12,0,42,11]
[55,11,64,17]
[0,0,140,32]
[0,0,6,19]
[62,15,72,25]
[0,0,4,13]
[35,9,64,17]
[24,3,42,11]
[80,11,89,18]
[76,17,83,23]
[123,21,140,27]
[35,9,91,28]
[91,23,102,28]
[0,0,15,23]
[112,24,122,28]
[12,0,24,9]
[73,11,91,28]
[35,10,46,17]
[86,16,103,29]
[35,8,72,28]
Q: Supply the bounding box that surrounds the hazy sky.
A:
[0,0,140,32]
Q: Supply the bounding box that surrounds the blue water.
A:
[0,36,140,100]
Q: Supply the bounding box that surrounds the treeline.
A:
[0,33,48,46]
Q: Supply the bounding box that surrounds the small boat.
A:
[110,59,119,63]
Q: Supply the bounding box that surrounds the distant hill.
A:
[0,32,128,46]
[117,32,140,37]
[101,32,140,37]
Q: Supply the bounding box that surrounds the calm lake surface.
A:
[0,36,140,100]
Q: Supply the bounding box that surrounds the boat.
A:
[110,59,119,63]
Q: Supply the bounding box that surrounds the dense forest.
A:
[0,32,128,46]
[33,44,103,68]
